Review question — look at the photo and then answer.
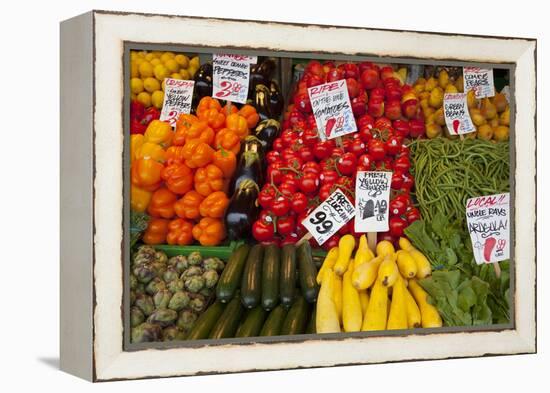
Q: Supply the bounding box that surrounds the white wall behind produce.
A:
[0,0,545,391]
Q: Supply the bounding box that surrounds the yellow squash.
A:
[316,268,341,333]
[377,256,399,287]
[333,274,343,324]
[408,280,442,328]
[334,235,356,275]
[316,247,339,284]
[396,250,418,279]
[342,262,362,332]
[358,290,369,315]
[404,283,422,328]
[362,279,388,331]
[352,255,383,290]
[409,249,432,278]
[376,240,395,257]
[387,277,408,330]
[354,235,375,268]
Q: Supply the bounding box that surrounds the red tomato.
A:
[394,156,411,172]
[320,169,339,185]
[299,172,320,194]
[313,141,333,160]
[297,146,314,162]
[252,219,275,242]
[302,161,321,175]
[336,153,357,176]
[302,128,319,147]
[281,129,299,147]
[405,206,421,223]
[389,216,407,237]
[358,154,374,169]
[391,171,404,190]
[367,138,386,161]
[267,162,284,184]
[258,185,276,209]
[291,192,308,213]
[385,135,402,156]
[389,198,407,216]
[401,172,415,190]
[277,215,295,236]
[266,150,281,165]
[279,181,298,198]
[271,196,291,216]
[349,139,367,157]
[272,138,285,152]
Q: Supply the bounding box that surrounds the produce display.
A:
[127,52,513,344]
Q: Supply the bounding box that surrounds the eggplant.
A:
[239,135,265,161]
[192,63,213,109]
[225,179,260,241]
[253,84,272,122]
[269,81,284,119]
[255,119,281,152]
[229,150,264,196]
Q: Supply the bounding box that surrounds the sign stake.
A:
[367,232,377,252]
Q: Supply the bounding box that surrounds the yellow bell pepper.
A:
[131,185,152,213]
[135,142,166,162]
[130,134,144,163]
[144,120,173,147]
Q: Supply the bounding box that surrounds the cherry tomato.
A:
[272,137,285,152]
[277,215,296,236]
[291,192,308,213]
[285,156,303,172]
[368,138,386,161]
[349,139,367,157]
[252,219,275,242]
[258,185,276,209]
[394,156,411,172]
[279,181,298,198]
[302,128,320,147]
[302,161,321,175]
[389,216,408,237]
[267,162,284,184]
[299,172,320,194]
[313,141,332,160]
[405,206,421,223]
[266,150,281,165]
[385,135,402,156]
[336,152,357,176]
[271,196,291,216]
[331,147,345,158]
[281,129,298,148]
[297,146,314,162]
[391,171,404,190]
[281,172,299,189]
[389,197,407,216]
[320,170,339,185]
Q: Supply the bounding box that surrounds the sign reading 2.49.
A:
[302,189,355,245]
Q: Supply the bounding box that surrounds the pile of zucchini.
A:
[186,242,319,339]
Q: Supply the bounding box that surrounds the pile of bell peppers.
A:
[131,96,259,246]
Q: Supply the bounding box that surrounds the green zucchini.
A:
[261,244,280,310]
[280,296,309,335]
[186,301,225,340]
[306,307,317,334]
[209,296,244,339]
[279,244,297,307]
[297,241,319,303]
[235,306,267,338]
[216,244,250,302]
[260,304,287,336]
[241,244,264,308]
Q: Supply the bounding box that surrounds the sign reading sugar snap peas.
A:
[466,193,510,264]
[160,78,195,127]
[302,189,355,245]
[463,67,495,99]
[212,54,257,104]
[443,93,476,135]
[354,171,392,232]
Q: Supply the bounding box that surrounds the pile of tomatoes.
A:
[252,60,425,249]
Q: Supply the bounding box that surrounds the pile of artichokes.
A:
[130,246,225,343]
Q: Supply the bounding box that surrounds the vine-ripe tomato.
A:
[281,129,299,148]
[389,216,407,237]
[394,156,411,172]
[401,172,415,191]
[258,185,276,209]
[272,137,285,152]
[405,206,421,223]
[319,183,334,201]
[320,169,339,185]
[279,181,298,198]
[267,162,284,184]
[358,154,374,170]
[349,139,367,157]
[299,172,320,194]
[389,197,407,216]
[385,135,402,156]
[277,215,296,236]
[391,171,404,190]
[368,138,386,161]
[266,150,281,165]
[313,141,332,160]
[291,192,308,213]
[331,147,345,158]
[302,128,319,147]
[252,219,275,242]
[302,161,321,175]
[271,196,291,216]
[297,146,314,162]
[336,152,357,176]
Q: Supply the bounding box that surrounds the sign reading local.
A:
[159,78,195,127]
[212,54,256,104]
[354,171,392,232]
[466,192,510,264]
[308,80,357,140]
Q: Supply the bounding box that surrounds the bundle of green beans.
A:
[409,138,510,227]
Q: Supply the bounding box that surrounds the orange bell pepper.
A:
[192,217,225,246]
[131,158,163,191]
[212,148,237,178]
[166,218,194,245]
[239,104,260,129]
[135,142,166,162]
[194,164,224,196]
[199,191,229,218]
[199,108,226,130]
[197,97,222,117]
[182,139,214,168]
[161,161,193,195]
[225,113,249,139]
[143,218,169,245]
[222,103,239,115]
[214,128,241,155]
[131,185,152,213]
[174,190,204,220]
[175,113,198,130]
[147,187,177,219]
[164,145,186,163]
[174,120,214,146]
[144,120,173,147]
[130,134,145,163]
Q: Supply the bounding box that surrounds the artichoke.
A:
[181,266,203,279]
[130,291,136,305]
[131,322,162,343]
[202,269,219,289]
[153,289,172,309]
[199,287,213,298]
[145,277,167,295]
[185,276,205,293]
[168,291,190,311]
[189,295,207,313]
[147,309,178,327]
[134,282,146,295]
[154,250,168,265]
[133,246,156,266]
[167,278,185,293]
[163,266,179,283]
[202,257,225,272]
[133,264,156,284]
[187,251,203,266]
[129,274,138,290]
[168,255,189,274]
[150,261,167,277]
[130,306,145,327]
[162,326,185,341]
[134,293,155,316]
[176,310,198,332]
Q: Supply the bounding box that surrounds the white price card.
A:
[466,193,510,265]
[212,54,255,104]
[159,78,195,127]
[302,189,355,245]
[443,93,476,135]
[463,67,495,99]
[308,80,357,140]
[354,171,392,233]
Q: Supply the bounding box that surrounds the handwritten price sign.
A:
[159,78,195,127]
[443,93,476,135]
[466,193,510,264]
[463,67,495,99]
[308,80,357,140]
[354,171,392,232]
[302,189,355,245]
[212,54,256,104]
